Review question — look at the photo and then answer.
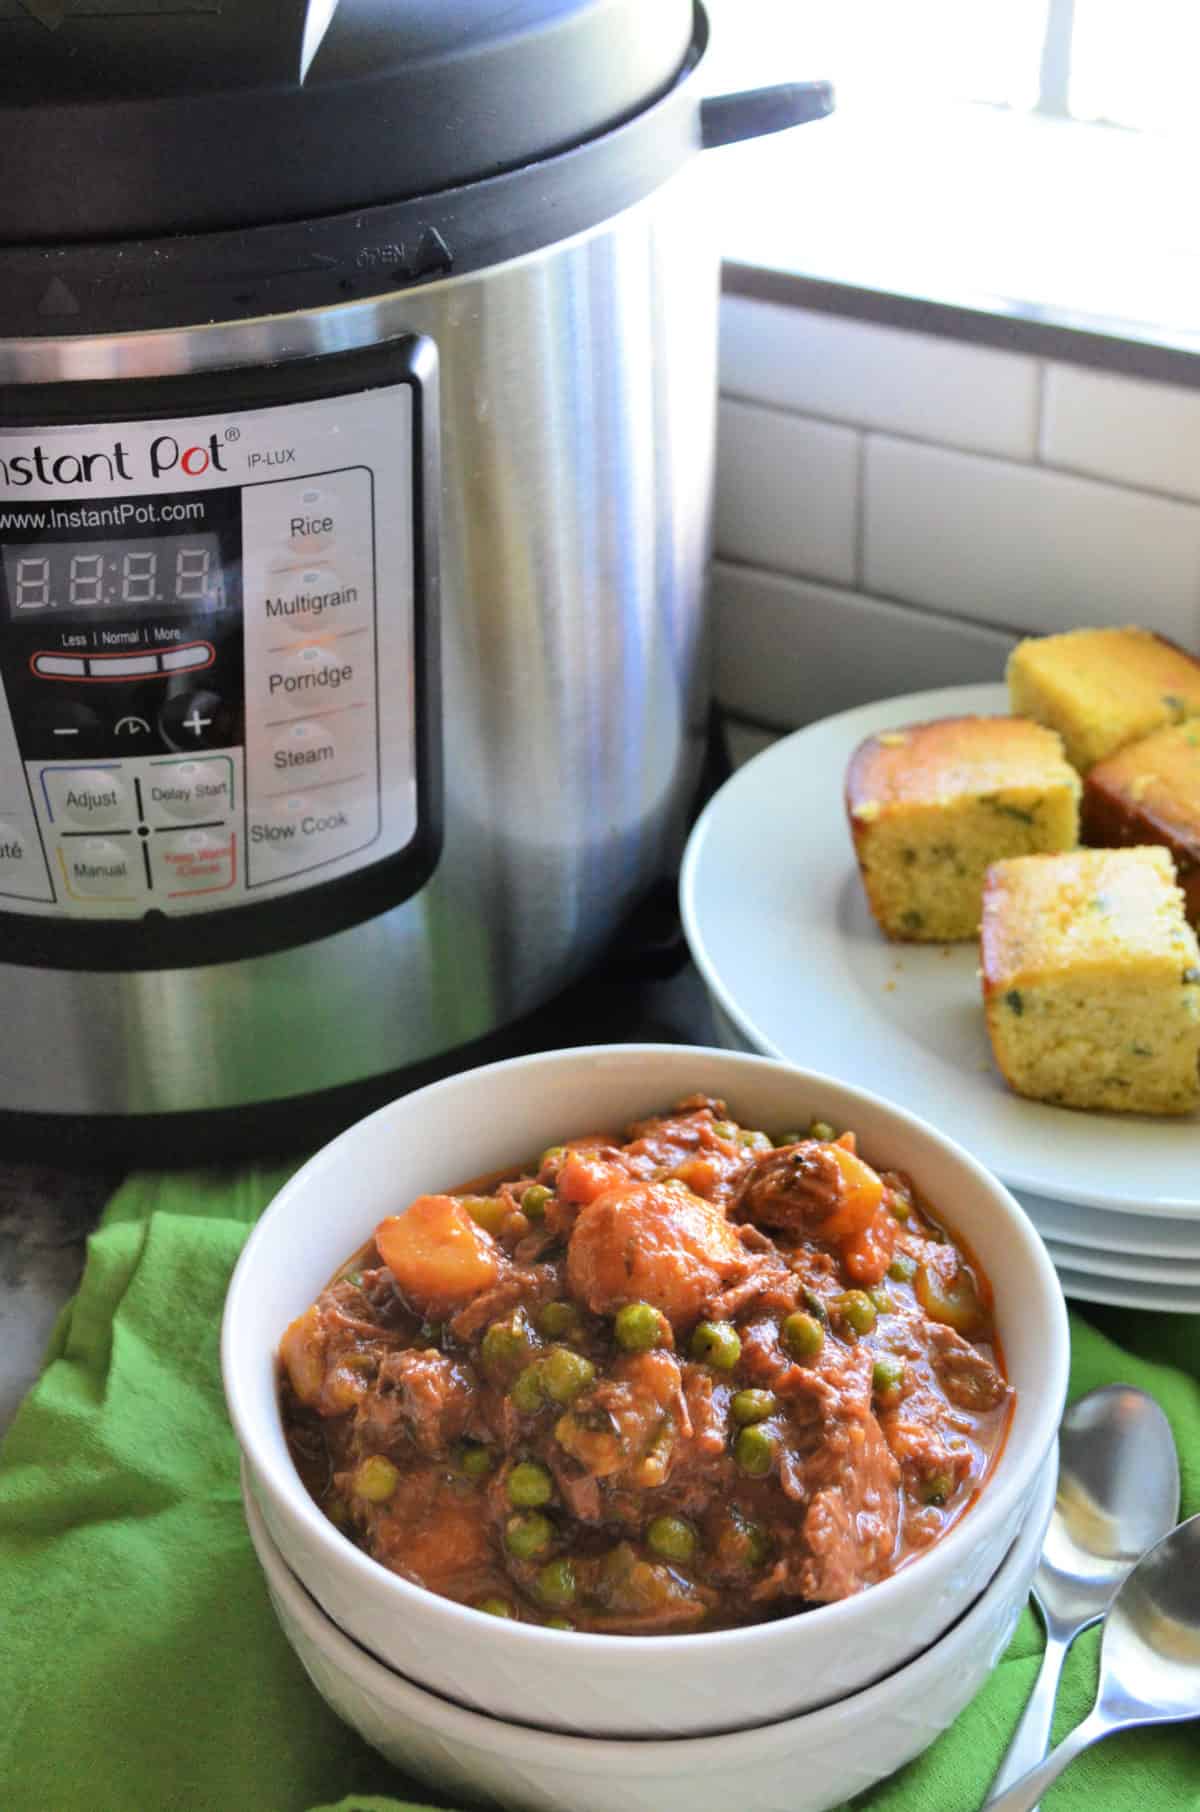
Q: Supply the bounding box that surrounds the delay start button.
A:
[145,757,234,825]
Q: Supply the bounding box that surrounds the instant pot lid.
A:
[0,0,697,242]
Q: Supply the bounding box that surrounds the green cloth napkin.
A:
[1,1170,1197,1812]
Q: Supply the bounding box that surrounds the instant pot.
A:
[0,0,829,1152]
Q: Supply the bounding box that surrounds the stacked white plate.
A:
[682,683,1200,1313]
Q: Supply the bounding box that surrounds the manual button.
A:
[59,836,139,901]
[145,756,235,826]
[42,766,130,830]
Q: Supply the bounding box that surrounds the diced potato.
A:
[822,1144,885,1241]
[280,1304,326,1408]
[376,1194,500,1317]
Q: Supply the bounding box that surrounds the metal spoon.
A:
[985,1384,1179,1806]
[982,1512,1200,1812]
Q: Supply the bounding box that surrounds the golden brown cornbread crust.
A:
[981,846,1200,1115]
[1007,626,1200,772]
[1083,723,1200,926]
[847,716,1080,943]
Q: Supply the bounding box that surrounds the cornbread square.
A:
[1084,722,1200,927]
[1007,626,1200,772]
[981,847,1200,1115]
[846,716,1081,943]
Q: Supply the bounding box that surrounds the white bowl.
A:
[222,1044,1069,1738]
[242,1443,1058,1812]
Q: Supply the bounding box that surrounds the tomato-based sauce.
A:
[279,1095,1012,1634]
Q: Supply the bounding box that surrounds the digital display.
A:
[2,533,226,620]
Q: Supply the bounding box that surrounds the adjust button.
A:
[41,765,131,830]
[144,756,234,825]
[58,836,139,901]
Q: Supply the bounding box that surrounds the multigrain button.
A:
[42,766,130,829]
[60,836,138,900]
[145,756,234,824]
[262,565,363,636]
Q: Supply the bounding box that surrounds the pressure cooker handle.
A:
[699,79,834,151]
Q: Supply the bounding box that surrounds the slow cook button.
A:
[59,837,139,900]
[150,826,237,898]
[246,782,378,886]
[41,765,130,830]
[144,756,235,825]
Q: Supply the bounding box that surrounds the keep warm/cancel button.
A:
[245,780,378,887]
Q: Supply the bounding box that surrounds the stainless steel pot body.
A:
[0,172,717,1116]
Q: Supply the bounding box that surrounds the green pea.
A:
[868,1287,894,1313]
[922,1472,954,1508]
[645,1515,698,1564]
[711,1119,737,1140]
[544,1616,575,1631]
[774,1131,804,1148]
[803,1289,830,1326]
[721,1510,770,1570]
[456,1441,494,1481]
[872,1354,907,1400]
[781,1310,824,1361]
[504,1511,555,1560]
[734,1423,778,1477]
[690,1319,741,1370]
[474,1596,515,1619]
[540,1346,596,1404]
[462,1194,507,1236]
[889,1195,912,1223]
[343,1268,364,1289]
[352,1455,399,1503]
[419,1321,444,1348]
[888,1252,917,1283]
[538,1300,580,1339]
[481,1311,536,1376]
[534,1557,577,1608]
[511,1363,546,1414]
[809,1120,837,1141]
[614,1302,664,1352]
[507,1460,554,1507]
[834,1290,877,1336]
[540,1145,566,1172]
[521,1184,553,1223]
[730,1388,776,1425]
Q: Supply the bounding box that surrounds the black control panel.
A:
[0,485,244,763]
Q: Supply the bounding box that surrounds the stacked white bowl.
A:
[222,1046,1070,1811]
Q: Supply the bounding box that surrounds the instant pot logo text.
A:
[0,433,228,489]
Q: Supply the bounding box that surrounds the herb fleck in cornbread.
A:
[1084,722,1200,927]
[846,716,1080,943]
[981,846,1200,1115]
[1007,626,1200,772]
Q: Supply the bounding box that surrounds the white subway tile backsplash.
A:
[712,563,1016,730]
[863,435,1200,642]
[719,296,1039,460]
[715,398,858,585]
[1042,364,1200,502]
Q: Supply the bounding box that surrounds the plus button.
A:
[183,706,212,738]
[158,689,227,753]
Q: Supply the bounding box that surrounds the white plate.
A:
[1051,1261,1200,1314]
[1014,1190,1200,1258]
[683,683,1200,1217]
[1042,1236,1200,1286]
